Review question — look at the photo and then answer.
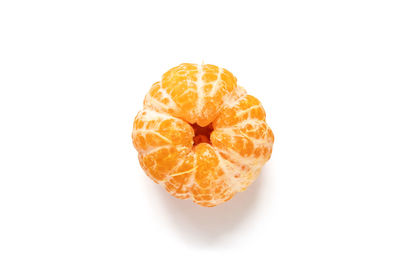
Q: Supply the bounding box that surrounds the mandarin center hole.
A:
[191,123,214,146]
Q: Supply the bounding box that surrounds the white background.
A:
[1,0,399,266]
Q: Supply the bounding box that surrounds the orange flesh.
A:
[132,63,274,207]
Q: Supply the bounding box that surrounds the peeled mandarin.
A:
[132,63,274,207]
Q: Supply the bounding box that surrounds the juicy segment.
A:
[132,63,274,207]
[144,63,242,127]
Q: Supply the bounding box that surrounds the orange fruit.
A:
[132,63,274,207]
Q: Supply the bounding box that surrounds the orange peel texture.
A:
[132,63,274,207]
